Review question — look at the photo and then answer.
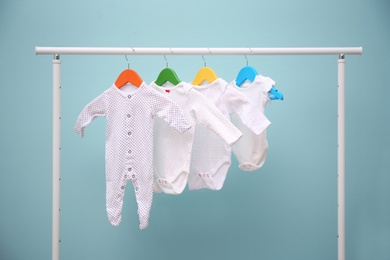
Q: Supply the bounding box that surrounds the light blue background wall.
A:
[1,0,389,259]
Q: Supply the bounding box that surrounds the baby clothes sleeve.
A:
[74,91,107,137]
[224,83,271,136]
[151,90,193,134]
[189,88,243,146]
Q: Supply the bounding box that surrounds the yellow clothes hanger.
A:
[192,55,218,85]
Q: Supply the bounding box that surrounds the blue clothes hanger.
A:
[235,66,258,86]
[235,65,284,101]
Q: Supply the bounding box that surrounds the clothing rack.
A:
[35,46,363,260]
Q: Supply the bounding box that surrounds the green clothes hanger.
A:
[155,67,181,86]
[155,54,181,86]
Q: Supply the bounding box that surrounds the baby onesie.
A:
[229,75,275,171]
[74,82,192,229]
[190,78,271,190]
[150,81,243,194]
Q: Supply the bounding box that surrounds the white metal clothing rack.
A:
[35,46,363,260]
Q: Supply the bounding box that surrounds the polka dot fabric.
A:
[74,82,192,229]
[230,75,275,171]
[150,82,243,195]
[190,78,271,190]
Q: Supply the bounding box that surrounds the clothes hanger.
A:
[155,69,181,86]
[155,55,181,86]
[235,54,284,100]
[115,55,143,88]
[235,65,258,86]
[192,55,218,85]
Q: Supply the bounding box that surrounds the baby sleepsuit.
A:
[150,81,243,194]
[190,78,271,190]
[74,82,192,229]
[229,75,275,171]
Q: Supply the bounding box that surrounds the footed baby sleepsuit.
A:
[150,82,243,194]
[230,75,275,171]
[190,78,271,190]
[74,82,191,229]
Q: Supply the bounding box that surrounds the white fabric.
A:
[150,81,243,194]
[190,78,271,190]
[230,75,275,171]
[74,82,192,229]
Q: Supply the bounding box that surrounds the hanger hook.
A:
[125,55,130,69]
[244,48,253,66]
[202,55,206,67]
[164,55,168,68]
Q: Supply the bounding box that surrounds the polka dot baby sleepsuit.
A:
[229,75,275,171]
[74,82,192,229]
[190,78,271,189]
[150,81,243,194]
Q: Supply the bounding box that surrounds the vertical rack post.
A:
[337,55,346,260]
[52,54,61,260]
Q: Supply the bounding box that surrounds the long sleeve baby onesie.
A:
[74,82,192,229]
[150,81,243,195]
[229,75,275,171]
[190,78,271,190]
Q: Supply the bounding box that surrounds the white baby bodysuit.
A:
[150,81,243,194]
[190,78,271,190]
[229,75,275,171]
[74,82,192,229]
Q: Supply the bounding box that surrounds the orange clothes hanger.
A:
[115,69,143,88]
[115,55,143,88]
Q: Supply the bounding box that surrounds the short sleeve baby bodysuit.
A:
[190,78,271,190]
[229,75,275,171]
[150,81,243,195]
[74,82,192,229]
